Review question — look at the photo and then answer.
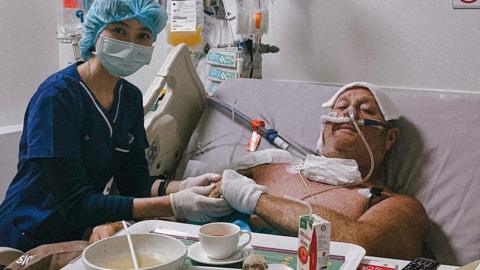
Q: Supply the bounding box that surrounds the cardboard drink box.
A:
[297,214,331,270]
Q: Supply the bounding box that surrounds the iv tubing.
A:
[208,97,311,157]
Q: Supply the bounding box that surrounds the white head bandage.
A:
[322,82,401,121]
[316,82,401,153]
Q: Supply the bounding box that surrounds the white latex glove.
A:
[178,173,221,190]
[220,170,267,214]
[170,184,234,222]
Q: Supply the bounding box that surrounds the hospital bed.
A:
[1,45,478,268]
[142,45,479,266]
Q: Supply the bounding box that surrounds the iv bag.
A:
[57,0,84,41]
[166,0,204,48]
[235,0,268,36]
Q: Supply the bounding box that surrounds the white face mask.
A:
[95,35,154,77]
[287,154,363,186]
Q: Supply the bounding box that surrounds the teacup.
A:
[199,222,252,260]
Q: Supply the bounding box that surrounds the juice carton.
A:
[297,214,331,270]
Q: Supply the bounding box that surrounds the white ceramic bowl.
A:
[82,233,187,270]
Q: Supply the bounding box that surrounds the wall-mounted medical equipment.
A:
[205,46,243,94]
[200,0,279,94]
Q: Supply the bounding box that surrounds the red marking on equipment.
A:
[251,119,265,129]
[460,0,477,3]
[64,0,80,8]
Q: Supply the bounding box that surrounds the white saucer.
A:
[188,242,254,265]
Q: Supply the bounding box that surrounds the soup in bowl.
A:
[82,233,187,270]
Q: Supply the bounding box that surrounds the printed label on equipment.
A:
[171,0,196,32]
[207,50,237,68]
[208,66,238,81]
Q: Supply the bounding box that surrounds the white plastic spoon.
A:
[122,220,140,269]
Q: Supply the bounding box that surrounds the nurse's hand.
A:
[88,221,124,244]
[167,173,221,194]
[170,184,234,222]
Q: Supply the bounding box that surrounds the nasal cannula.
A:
[320,106,381,183]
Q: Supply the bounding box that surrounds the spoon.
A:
[122,220,140,269]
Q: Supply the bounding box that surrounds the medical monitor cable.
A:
[297,172,319,207]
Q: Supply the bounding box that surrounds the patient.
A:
[212,82,428,260]
[80,82,427,261]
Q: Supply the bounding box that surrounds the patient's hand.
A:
[89,221,124,244]
[209,180,222,198]
[208,169,254,198]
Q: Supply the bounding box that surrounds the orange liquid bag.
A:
[166,24,203,47]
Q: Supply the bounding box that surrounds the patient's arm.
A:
[88,221,124,244]
[254,193,428,260]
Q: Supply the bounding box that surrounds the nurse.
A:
[0,0,231,251]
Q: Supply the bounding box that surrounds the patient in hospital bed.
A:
[207,82,429,260]
[75,82,428,262]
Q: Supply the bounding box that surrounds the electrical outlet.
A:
[452,0,480,9]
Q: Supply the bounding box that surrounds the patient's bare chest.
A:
[250,163,370,220]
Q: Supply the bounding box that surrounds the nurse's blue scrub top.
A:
[0,63,154,251]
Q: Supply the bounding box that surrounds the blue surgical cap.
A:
[79,0,167,60]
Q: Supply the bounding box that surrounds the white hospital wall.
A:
[0,1,59,198]
[0,0,479,199]
[0,131,22,200]
[0,1,59,127]
[260,1,480,92]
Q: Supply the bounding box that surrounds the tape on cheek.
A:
[315,123,325,154]
[320,115,351,124]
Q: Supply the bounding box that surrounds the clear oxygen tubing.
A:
[284,195,313,217]
[207,97,313,158]
[293,107,379,202]
[320,109,384,182]
[347,106,375,183]
[320,114,386,130]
